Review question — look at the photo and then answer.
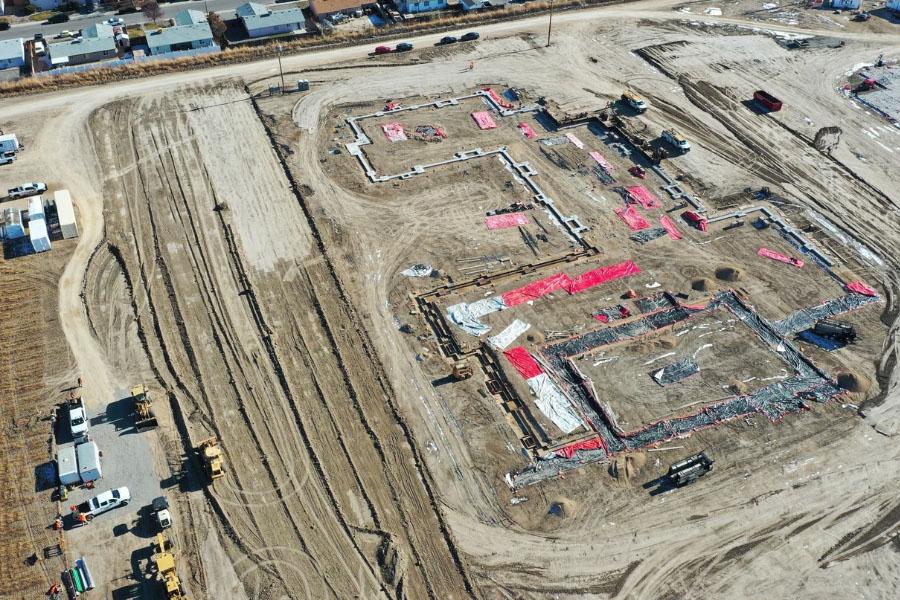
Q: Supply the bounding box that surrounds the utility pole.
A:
[546,0,554,48]
[276,42,285,93]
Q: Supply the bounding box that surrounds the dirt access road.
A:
[0,0,898,598]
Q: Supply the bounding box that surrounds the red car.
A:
[374,45,391,55]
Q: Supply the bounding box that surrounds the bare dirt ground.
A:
[1,0,899,598]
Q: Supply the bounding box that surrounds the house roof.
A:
[309,0,363,15]
[82,22,115,38]
[0,38,24,63]
[50,35,116,60]
[235,2,267,17]
[239,6,305,30]
[146,23,215,49]
[174,9,207,26]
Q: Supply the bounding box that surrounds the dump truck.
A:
[667,452,714,487]
[152,496,172,530]
[152,534,188,600]
[132,384,159,432]
[198,437,224,481]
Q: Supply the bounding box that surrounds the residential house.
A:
[830,0,860,8]
[146,11,217,55]
[48,23,117,67]
[309,0,366,21]
[396,0,447,13]
[236,2,305,37]
[888,0,900,13]
[0,38,25,70]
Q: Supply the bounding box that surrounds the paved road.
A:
[0,0,278,41]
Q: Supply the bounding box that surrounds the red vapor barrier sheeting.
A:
[485,212,529,230]
[471,111,498,129]
[484,87,514,109]
[518,122,536,139]
[626,185,662,209]
[502,272,572,307]
[681,210,708,232]
[847,281,877,296]
[381,122,407,142]
[504,346,543,379]
[589,151,615,171]
[659,215,682,240]
[555,437,605,458]
[758,247,804,268]
[568,260,641,294]
[615,206,650,230]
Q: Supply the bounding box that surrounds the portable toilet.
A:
[57,444,80,486]
[29,218,51,253]
[54,189,78,239]
[76,441,102,483]
[28,196,44,221]
[297,79,309,91]
[2,208,25,239]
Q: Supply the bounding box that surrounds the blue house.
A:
[397,0,447,13]
[0,38,25,71]
[145,10,218,56]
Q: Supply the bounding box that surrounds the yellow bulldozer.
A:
[197,437,224,481]
[152,534,188,600]
[132,384,159,432]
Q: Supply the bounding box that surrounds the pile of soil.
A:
[692,278,715,291]
[715,266,743,282]
[837,371,871,395]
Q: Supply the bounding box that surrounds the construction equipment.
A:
[667,452,714,487]
[661,128,691,153]
[198,437,224,481]
[621,90,648,112]
[132,384,159,432]
[152,534,188,599]
[151,496,172,530]
[813,319,856,344]
[451,360,473,381]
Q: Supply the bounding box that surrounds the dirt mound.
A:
[837,371,871,395]
[715,266,743,282]
[728,380,749,395]
[635,334,678,353]
[610,453,647,480]
[692,278,715,291]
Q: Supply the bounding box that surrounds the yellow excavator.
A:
[132,384,159,432]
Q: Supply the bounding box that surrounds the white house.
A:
[459,0,508,10]
[236,2,305,38]
[48,23,117,67]
[0,38,24,70]
[397,0,447,13]
[145,12,217,56]
[830,0,860,8]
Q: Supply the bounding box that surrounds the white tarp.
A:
[488,319,531,350]
[527,374,582,434]
[447,296,506,336]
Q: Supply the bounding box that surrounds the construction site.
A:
[0,1,899,598]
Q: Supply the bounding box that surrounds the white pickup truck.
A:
[8,182,47,199]
[68,398,89,443]
[77,487,131,519]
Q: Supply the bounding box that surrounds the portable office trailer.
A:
[57,444,80,486]
[76,441,102,483]
[2,208,24,239]
[28,196,45,221]
[29,218,51,253]
[54,189,79,239]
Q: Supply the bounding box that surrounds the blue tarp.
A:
[798,330,844,352]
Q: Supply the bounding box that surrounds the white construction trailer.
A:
[54,189,79,239]
[57,444,80,486]
[29,218,51,253]
[28,196,44,221]
[0,133,19,155]
[76,441,102,483]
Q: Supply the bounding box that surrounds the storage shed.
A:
[57,444,80,486]
[29,218,51,253]
[54,189,79,239]
[2,208,24,240]
[76,441,102,483]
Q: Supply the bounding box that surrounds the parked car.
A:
[460,31,480,41]
[68,398,89,443]
[33,41,46,56]
[374,45,391,55]
[48,12,70,24]
[0,21,10,32]
[107,17,125,26]
[437,36,458,45]
[77,487,130,519]
[55,29,76,38]
[8,182,47,198]
[34,32,45,41]
[395,42,413,52]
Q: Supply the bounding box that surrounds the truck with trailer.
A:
[667,452,714,487]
